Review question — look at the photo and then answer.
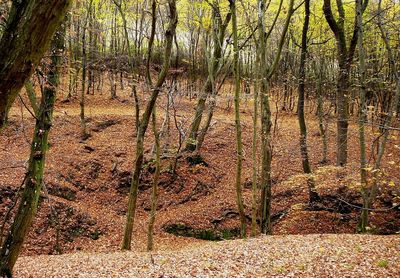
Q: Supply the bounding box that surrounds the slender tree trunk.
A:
[195,2,231,153]
[297,0,319,203]
[336,63,350,166]
[80,0,93,139]
[113,0,140,129]
[122,0,177,250]
[185,3,231,151]
[316,60,328,163]
[229,0,246,238]
[251,57,259,237]
[147,108,160,251]
[358,0,400,232]
[356,0,368,233]
[259,0,294,234]
[0,23,65,276]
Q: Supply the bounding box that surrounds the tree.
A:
[297,0,319,203]
[0,0,72,128]
[80,0,94,139]
[357,0,400,233]
[0,22,66,276]
[258,0,294,234]
[122,0,178,250]
[228,0,246,238]
[322,0,368,166]
[184,1,231,152]
[113,0,140,130]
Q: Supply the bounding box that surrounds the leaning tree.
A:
[0,0,72,128]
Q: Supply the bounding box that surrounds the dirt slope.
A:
[1,91,400,257]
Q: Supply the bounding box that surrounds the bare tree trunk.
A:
[0,23,65,276]
[122,0,177,250]
[316,59,328,163]
[297,0,319,203]
[112,0,140,130]
[251,56,259,237]
[323,0,369,166]
[0,0,72,128]
[229,0,246,238]
[147,108,160,251]
[80,0,93,139]
[259,0,294,234]
[358,0,400,232]
[356,0,368,233]
[185,2,231,151]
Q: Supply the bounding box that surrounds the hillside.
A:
[1,92,399,258]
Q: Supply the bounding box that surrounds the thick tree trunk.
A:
[0,0,72,127]
[323,0,369,166]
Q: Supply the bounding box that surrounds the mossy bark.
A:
[0,23,65,276]
[259,0,294,234]
[147,108,160,251]
[185,2,231,152]
[122,0,177,250]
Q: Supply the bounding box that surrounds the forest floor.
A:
[14,234,400,277]
[1,81,400,276]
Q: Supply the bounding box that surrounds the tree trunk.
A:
[259,0,294,234]
[147,108,160,251]
[297,0,319,203]
[336,64,350,166]
[0,0,72,128]
[316,59,328,164]
[358,0,400,232]
[322,0,369,166]
[0,23,65,276]
[122,0,177,250]
[229,0,246,238]
[185,3,231,151]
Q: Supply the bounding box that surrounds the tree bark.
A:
[0,22,65,276]
[0,0,72,128]
[122,0,177,250]
[358,0,400,232]
[229,0,246,238]
[297,0,319,203]
[259,0,294,234]
[322,0,369,166]
[185,3,231,151]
